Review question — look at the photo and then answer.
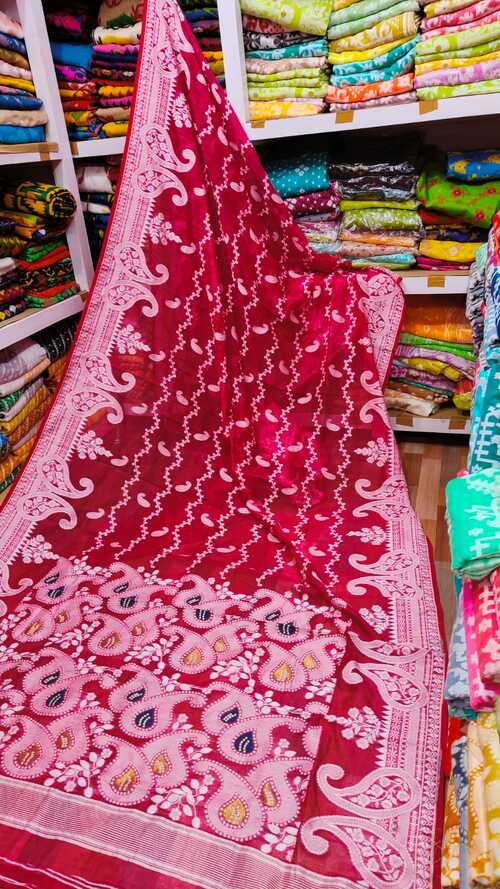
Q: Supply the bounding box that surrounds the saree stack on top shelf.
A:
[240,0,332,120]
[0,3,447,888]
[442,212,500,889]
[178,1,225,85]
[416,0,500,101]
[326,0,420,110]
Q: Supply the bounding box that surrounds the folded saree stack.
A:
[416,0,500,101]
[326,0,420,110]
[334,137,422,268]
[77,158,119,263]
[240,0,332,121]
[47,4,100,142]
[0,11,48,145]
[92,0,143,139]
[416,150,499,271]
[385,292,476,414]
[179,2,225,85]
[442,218,500,888]
[0,179,78,308]
[0,317,77,497]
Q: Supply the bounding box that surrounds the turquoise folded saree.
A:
[246,39,328,61]
[446,466,500,580]
[266,150,330,199]
[330,42,416,84]
[333,35,419,73]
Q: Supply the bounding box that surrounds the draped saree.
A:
[0,2,446,887]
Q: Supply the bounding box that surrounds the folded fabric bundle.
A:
[415,56,500,87]
[384,386,442,414]
[2,182,77,219]
[247,37,328,60]
[448,148,500,180]
[46,10,91,43]
[50,41,93,70]
[93,23,142,45]
[249,99,325,119]
[0,17,48,146]
[98,0,143,28]
[329,12,419,52]
[417,159,500,228]
[266,150,330,198]
[419,238,483,263]
[447,466,500,579]
[240,0,333,36]
[342,206,422,230]
[328,0,419,40]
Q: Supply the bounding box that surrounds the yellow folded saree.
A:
[329,35,410,62]
[419,239,482,263]
[329,12,419,52]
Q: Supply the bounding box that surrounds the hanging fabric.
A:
[0,2,445,887]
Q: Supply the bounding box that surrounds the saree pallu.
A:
[0,5,447,889]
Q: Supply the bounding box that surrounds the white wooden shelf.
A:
[0,293,86,350]
[0,142,60,165]
[400,270,469,294]
[390,406,470,435]
[71,137,126,158]
[246,94,500,142]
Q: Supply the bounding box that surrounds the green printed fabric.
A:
[446,466,500,579]
[339,198,418,210]
[329,0,401,27]
[334,35,418,73]
[417,160,500,228]
[247,68,325,82]
[416,36,500,62]
[416,79,500,101]
[399,333,475,358]
[327,0,418,40]
[415,19,500,55]
[330,44,415,84]
[342,206,422,231]
[240,0,333,36]
[246,39,327,60]
[247,84,328,99]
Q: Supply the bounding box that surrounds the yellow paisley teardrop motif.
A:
[102,632,119,650]
[221,798,247,827]
[26,621,43,637]
[112,766,139,794]
[15,744,41,768]
[152,753,172,776]
[261,781,278,808]
[303,653,318,670]
[213,637,228,653]
[272,662,293,683]
[56,730,74,751]
[183,647,203,666]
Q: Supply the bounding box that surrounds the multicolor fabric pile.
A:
[47,0,142,141]
[240,0,331,121]
[416,0,500,101]
[442,217,500,887]
[77,158,119,264]
[179,2,225,85]
[334,137,422,268]
[416,150,499,271]
[326,0,420,110]
[265,147,340,251]
[0,11,48,145]
[0,317,77,498]
[0,180,78,312]
[92,0,142,138]
[385,293,475,414]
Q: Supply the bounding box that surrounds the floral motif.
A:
[334,706,380,749]
[115,324,151,356]
[149,212,182,246]
[76,432,113,462]
[359,605,389,634]
[355,437,390,468]
[21,534,58,565]
[172,95,192,128]
[348,525,386,546]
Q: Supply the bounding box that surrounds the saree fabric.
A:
[0,4,446,889]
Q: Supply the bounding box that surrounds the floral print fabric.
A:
[240,0,334,36]
[417,161,500,228]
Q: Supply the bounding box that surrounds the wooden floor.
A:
[397,433,468,640]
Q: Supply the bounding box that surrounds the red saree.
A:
[0,2,445,887]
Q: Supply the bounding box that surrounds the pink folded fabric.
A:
[415,255,469,269]
[0,59,32,81]
[463,578,500,709]
[421,0,500,29]
[0,11,23,39]
[99,95,133,107]
[286,182,340,217]
[472,569,500,685]
[422,7,500,35]
[416,56,500,85]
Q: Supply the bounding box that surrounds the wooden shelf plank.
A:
[0,142,60,165]
[389,405,470,435]
[0,292,86,350]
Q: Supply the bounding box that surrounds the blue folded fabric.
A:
[266,150,330,199]
[50,41,93,72]
[0,31,27,58]
[185,10,219,21]
[0,124,45,144]
[0,95,43,110]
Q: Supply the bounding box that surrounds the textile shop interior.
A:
[0,1,497,888]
